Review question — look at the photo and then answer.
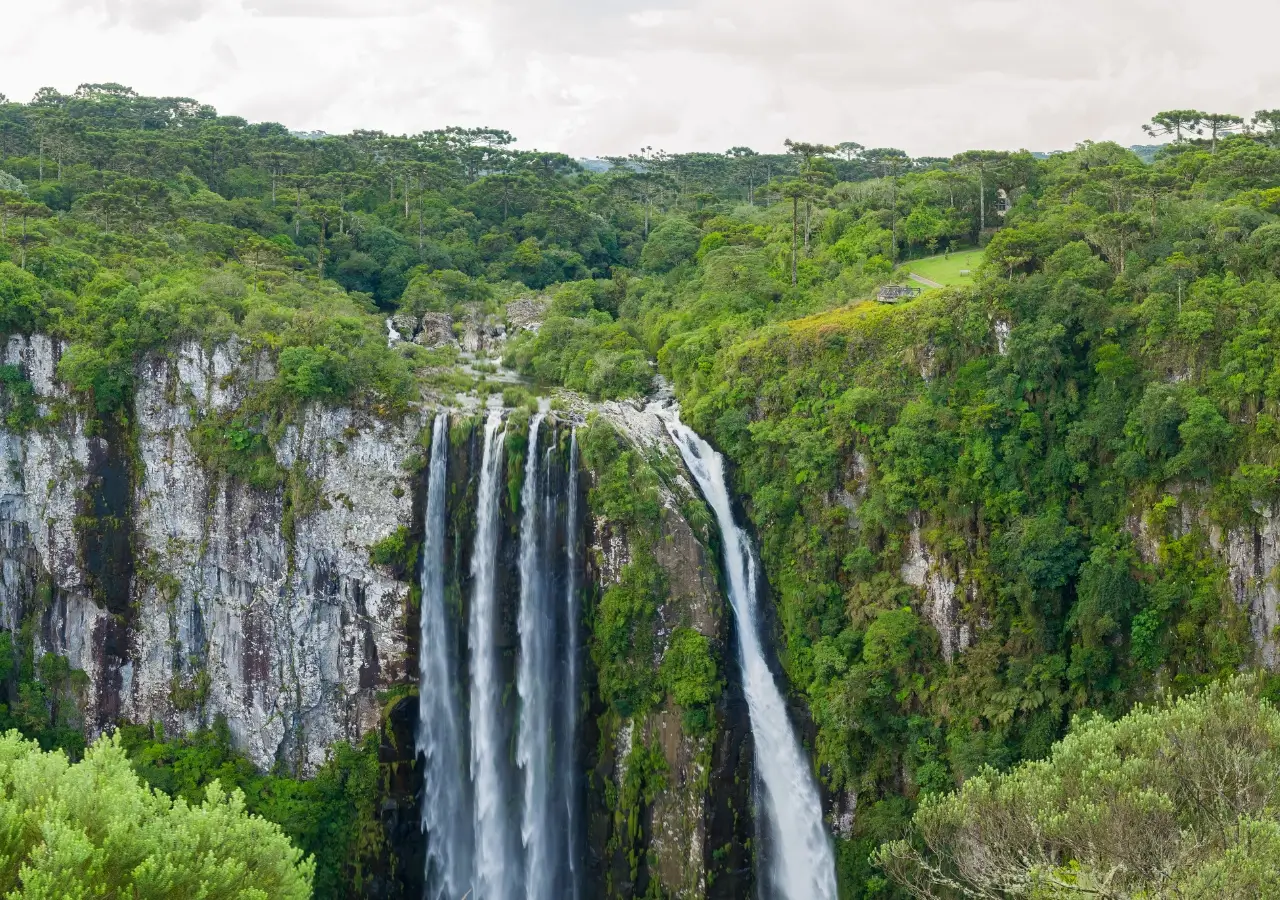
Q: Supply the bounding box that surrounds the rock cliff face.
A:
[1127,494,1280,670]
[0,336,753,898]
[0,334,421,773]
[899,515,974,663]
[1222,512,1280,668]
[583,397,754,900]
[0,335,96,686]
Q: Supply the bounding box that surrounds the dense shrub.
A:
[877,679,1280,898]
[660,627,721,733]
[0,730,312,898]
[368,525,419,579]
[120,721,382,900]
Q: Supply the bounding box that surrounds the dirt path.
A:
[908,273,944,289]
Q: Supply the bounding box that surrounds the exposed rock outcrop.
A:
[582,396,753,899]
[1222,510,1280,668]
[389,313,419,342]
[460,306,505,353]
[0,335,97,702]
[900,515,974,662]
[0,335,420,773]
[506,298,548,334]
[415,312,456,348]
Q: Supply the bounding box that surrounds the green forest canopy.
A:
[6,85,1280,896]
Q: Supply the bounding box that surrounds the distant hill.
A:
[1128,144,1163,163]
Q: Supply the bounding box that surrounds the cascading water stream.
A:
[560,429,582,900]
[516,413,558,900]
[417,413,474,900]
[658,402,839,900]
[470,410,518,900]
[420,409,583,897]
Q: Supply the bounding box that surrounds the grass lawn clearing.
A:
[902,249,985,287]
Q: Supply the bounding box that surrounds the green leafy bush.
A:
[120,721,379,900]
[0,263,45,334]
[594,555,665,718]
[876,678,1280,899]
[507,312,653,399]
[0,365,38,431]
[368,525,419,580]
[0,730,312,898]
[278,345,353,400]
[190,413,284,491]
[660,627,721,734]
[640,218,702,273]
[0,633,88,758]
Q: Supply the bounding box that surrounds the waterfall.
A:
[560,429,582,900]
[470,410,517,900]
[516,413,559,900]
[658,404,839,900]
[418,413,474,900]
[421,409,583,899]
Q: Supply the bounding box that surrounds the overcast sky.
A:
[4,0,1279,158]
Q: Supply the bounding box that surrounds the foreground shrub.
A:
[876,677,1280,898]
[0,730,313,898]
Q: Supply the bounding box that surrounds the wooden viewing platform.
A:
[876,284,923,303]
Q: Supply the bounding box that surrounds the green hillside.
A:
[4,87,1280,896]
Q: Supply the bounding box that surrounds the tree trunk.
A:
[979,170,986,232]
[804,201,812,254]
[791,196,799,287]
[890,180,898,259]
[317,221,326,278]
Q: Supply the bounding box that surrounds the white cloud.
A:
[241,0,427,18]
[4,0,1279,157]
[56,0,218,32]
